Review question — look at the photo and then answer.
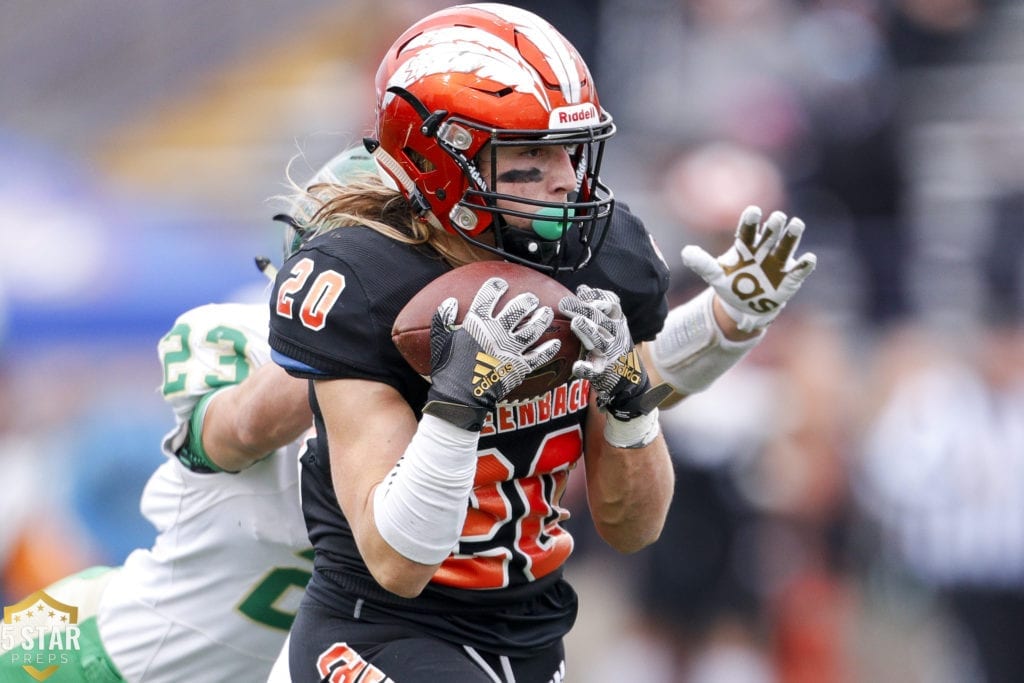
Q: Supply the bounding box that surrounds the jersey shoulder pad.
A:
[268,228,446,387]
[561,202,670,341]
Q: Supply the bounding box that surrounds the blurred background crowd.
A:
[2,0,1022,681]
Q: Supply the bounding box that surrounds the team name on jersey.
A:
[481,378,589,436]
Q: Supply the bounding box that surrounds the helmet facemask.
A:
[370,3,617,274]
[452,118,616,273]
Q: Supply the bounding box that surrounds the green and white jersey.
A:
[97,303,312,682]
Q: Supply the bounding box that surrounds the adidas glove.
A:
[424,277,561,430]
[682,205,817,332]
[558,285,671,422]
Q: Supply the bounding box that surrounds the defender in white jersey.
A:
[1,302,313,682]
[97,302,313,681]
[1,148,382,682]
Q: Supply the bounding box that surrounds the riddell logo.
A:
[549,103,599,129]
[1,591,81,681]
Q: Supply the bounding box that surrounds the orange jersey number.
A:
[433,425,582,589]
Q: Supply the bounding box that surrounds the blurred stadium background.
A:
[2,1,1023,681]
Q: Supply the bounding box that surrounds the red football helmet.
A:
[367,3,616,272]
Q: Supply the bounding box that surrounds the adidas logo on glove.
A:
[472,352,516,398]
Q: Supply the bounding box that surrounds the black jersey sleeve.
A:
[561,202,671,342]
[268,227,448,397]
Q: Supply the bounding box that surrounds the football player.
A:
[268,4,816,683]
[0,148,378,682]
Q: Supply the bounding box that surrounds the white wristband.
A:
[604,408,661,449]
[650,287,762,395]
[373,413,479,565]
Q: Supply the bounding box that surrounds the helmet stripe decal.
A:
[390,26,554,111]
[477,3,583,104]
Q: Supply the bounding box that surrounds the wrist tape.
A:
[604,408,661,449]
[650,287,762,395]
[373,413,479,565]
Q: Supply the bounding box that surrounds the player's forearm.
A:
[634,294,765,411]
[585,424,674,553]
[318,379,453,599]
[645,288,764,404]
[202,364,312,471]
[355,499,444,599]
[365,413,479,597]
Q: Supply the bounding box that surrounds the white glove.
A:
[559,285,669,419]
[681,205,817,332]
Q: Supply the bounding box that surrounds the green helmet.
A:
[276,145,379,259]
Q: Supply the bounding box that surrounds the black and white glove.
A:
[424,277,561,430]
[682,205,817,332]
[558,285,671,422]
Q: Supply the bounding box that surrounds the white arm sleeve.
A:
[650,288,762,395]
[372,413,479,565]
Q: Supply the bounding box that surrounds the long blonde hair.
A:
[288,171,486,269]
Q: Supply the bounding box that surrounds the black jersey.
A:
[268,203,669,653]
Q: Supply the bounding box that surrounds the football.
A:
[392,261,581,402]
